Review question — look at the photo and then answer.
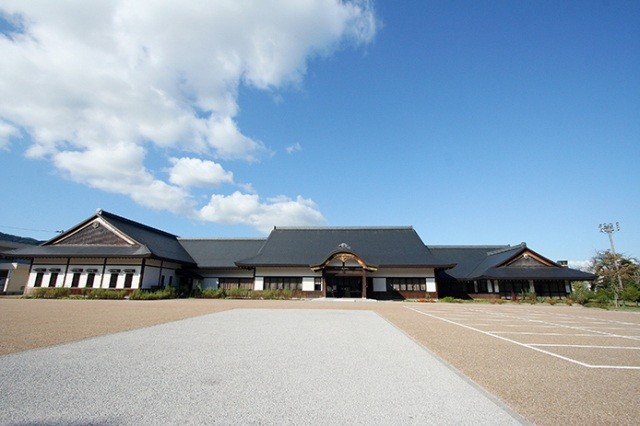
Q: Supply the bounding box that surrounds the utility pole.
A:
[599,222,623,307]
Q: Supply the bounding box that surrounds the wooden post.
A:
[362,269,367,299]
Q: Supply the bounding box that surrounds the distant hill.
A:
[0,232,44,246]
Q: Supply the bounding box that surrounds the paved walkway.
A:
[1,309,524,425]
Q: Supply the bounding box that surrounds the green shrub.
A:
[522,291,537,303]
[595,290,612,303]
[227,288,251,299]
[250,289,293,300]
[572,286,596,305]
[130,287,177,300]
[197,288,226,299]
[32,287,70,299]
[85,289,127,299]
[621,286,640,306]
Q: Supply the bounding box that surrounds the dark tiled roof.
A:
[5,210,195,265]
[96,211,194,264]
[5,245,151,258]
[179,239,266,268]
[429,245,510,278]
[431,244,596,281]
[237,227,453,268]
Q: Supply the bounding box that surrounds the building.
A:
[432,244,595,299]
[5,210,195,292]
[4,209,595,299]
[0,240,31,294]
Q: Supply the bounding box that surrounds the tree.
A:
[589,251,639,306]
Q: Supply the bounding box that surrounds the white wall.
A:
[27,263,144,290]
[426,277,436,293]
[254,276,264,291]
[140,261,180,289]
[302,277,315,291]
[0,263,29,294]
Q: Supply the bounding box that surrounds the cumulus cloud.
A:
[0,0,376,231]
[53,143,194,214]
[199,191,326,233]
[169,157,234,188]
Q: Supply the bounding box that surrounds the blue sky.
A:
[0,1,638,263]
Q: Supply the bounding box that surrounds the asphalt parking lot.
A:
[404,304,640,369]
[1,299,639,425]
[0,308,524,425]
[397,303,640,425]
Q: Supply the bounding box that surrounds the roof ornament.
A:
[338,242,351,250]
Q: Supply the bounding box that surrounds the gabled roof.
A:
[431,244,595,281]
[179,238,266,268]
[6,210,195,265]
[237,227,454,268]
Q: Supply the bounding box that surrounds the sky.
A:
[0,0,638,264]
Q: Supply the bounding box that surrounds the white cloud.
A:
[286,142,302,154]
[0,0,376,230]
[0,119,19,150]
[169,157,234,188]
[199,191,326,233]
[53,143,194,215]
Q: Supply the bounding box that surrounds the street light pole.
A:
[599,222,623,307]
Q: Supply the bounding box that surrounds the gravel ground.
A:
[1,298,639,425]
[0,308,523,425]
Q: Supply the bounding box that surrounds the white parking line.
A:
[489,332,601,336]
[529,344,640,350]
[405,306,640,370]
[463,308,640,342]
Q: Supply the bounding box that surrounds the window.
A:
[219,278,254,290]
[263,277,302,291]
[314,277,322,292]
[388,278,426,292]
[109,273,118,288]
[48,273,58,288]
[71,273,81,288]
[124,273,133,289]
[34,272,44,288]
[85,273,96,289]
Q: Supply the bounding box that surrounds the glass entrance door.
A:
[327,276,362,298]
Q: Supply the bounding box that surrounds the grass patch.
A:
[438,296,465,303]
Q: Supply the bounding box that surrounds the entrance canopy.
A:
[311,245,377,273]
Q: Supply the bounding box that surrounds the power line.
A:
[0,225,64,234]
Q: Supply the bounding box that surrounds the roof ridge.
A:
[429,245,509,249]
[97,209,178,238]
[486,242,526,256]
[178,237,267,241]
[272,226,414,230]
